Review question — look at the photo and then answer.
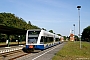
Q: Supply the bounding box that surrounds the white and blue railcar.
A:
[54,34,61,45]
[25,29,60,52]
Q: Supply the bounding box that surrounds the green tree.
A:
[74,35,79,41]
[49,30,53,33]
[57,34,61,36]
[0,12,40,30]
[81,26,90,42]
[42,28,47,31]
[63,36,67,40]
[28,21,31,25]
[0,12,40,42]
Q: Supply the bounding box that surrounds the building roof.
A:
[70,33,74,37]
[0,25,26,35]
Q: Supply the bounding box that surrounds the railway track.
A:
[0,43,63,60]
[0,49,41,60]
[0,44,63,60]
[0,49,29,60]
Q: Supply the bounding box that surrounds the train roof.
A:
[27,29,41,31]
[40,30,55,37]
[27,29,60,38]
[55,34,59,38]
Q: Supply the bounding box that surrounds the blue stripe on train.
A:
[34,45,44,50]
[26,45,29,49]
[26,45,44,50]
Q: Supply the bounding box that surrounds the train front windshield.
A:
[28,31,40,44]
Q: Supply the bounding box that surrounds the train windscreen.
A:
[28,37,38,44]
[28,31,40,44]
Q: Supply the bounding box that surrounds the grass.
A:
[52,41,90,60]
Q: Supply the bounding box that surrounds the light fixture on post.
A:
[77,6,81,49]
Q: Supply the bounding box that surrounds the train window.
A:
[47,37,53,42]
[28,31,40,35]
[40,36,54,44]
[55,38,59,41]
[50,37,53,42]
[28,37,38,44]
[44,37,47,43]
[44,37,53,44]
[40,36,44,44]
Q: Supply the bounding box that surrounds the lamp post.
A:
[77,6,81,49]
[72,30,74,34]
[73,24,75,41]
[18,35,20,45]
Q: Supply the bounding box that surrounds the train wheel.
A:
[22,47,34,53]
[22,47,27,53]
[26,48,34,53]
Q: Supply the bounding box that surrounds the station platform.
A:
[0,45,25,53]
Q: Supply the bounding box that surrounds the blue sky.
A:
[0,0,90,36]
